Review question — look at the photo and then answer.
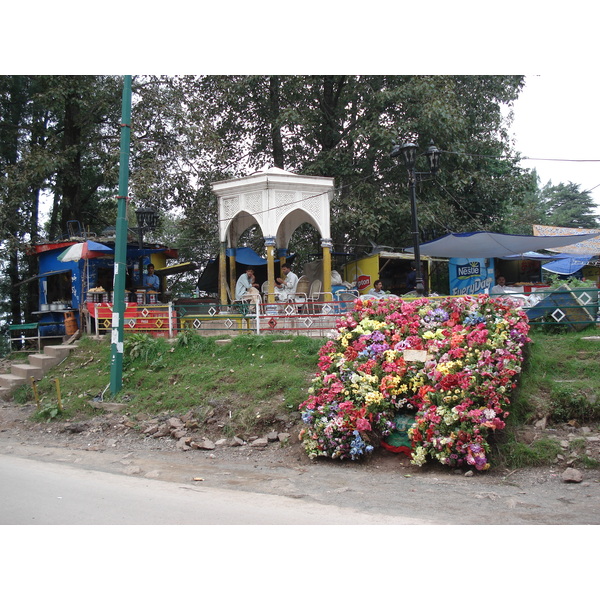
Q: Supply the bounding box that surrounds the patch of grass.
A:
[548,386,600,423]
[569,437,587,451]
[497,436,562,469]
[578,455,600,469]
[511,327,600,425]
[13,325,600,457]
[24,332,323,435]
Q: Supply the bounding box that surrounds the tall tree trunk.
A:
[47,184,61,240]
[319,75,346,151]
[268,76,285,169]
[25,188,40,318]
[1,76,28,324]
[58,85,83,235]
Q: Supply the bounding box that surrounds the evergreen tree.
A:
[541,181,599,229]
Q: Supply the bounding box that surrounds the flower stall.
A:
[299,294,531,471]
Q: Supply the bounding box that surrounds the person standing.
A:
[143,263,160,292]
[405,262,417,292]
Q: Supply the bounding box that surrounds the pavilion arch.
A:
[275,207,324,250]
[212,166,335,304]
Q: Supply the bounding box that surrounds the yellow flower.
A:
[365,391,384,405]
[383,350,398,362]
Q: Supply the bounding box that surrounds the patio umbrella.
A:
[57,241,115,309]
[57,241,113,262]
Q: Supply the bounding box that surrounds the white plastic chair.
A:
[303,279,322,314]
[337,291,359,312]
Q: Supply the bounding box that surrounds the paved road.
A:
[0,454,434,525]
[2,446,600,525]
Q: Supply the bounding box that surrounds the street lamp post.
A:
[134,206,159,289]
[390,139,441,296]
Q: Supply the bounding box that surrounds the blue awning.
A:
[542,256,593,275]
[225,247,267,265]
[499,251,595,260]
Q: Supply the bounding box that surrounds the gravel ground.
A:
[2,396,600,525]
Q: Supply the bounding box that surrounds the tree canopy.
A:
[540,181,599,229]
[6,74,594,329]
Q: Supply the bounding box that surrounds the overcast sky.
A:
[6,5,599,222]
[509,74,600,216]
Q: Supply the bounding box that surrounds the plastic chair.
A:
[303,279,322,314]
[285,275,307,311]
[337,291,359,313]
[261,280,269,302]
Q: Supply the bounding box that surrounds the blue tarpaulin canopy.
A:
[225,247,268,264]
[406,231,600,258]
[542,256,593,275]
[498,251,588,260]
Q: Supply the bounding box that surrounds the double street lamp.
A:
[390,139,441,296]
[135,206,159,288]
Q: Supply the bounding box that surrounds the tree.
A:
[541,181,599,229]
[0,75,41,324]
[0,74,534,332]
[500,169,547,234]
[0,75,123,327]
[178,75,529,257]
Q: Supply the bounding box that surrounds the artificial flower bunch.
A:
[299,294,530,470]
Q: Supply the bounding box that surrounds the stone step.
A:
[0,373,27,390]
[28,353,61,371]
[11,363,43,381]
[0,386,13,399]
[43,344,78,360]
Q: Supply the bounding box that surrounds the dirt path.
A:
[2,399,600,524]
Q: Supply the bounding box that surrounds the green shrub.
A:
[33,402,63,422]
[123,333,169,368]
[549,387,600,423]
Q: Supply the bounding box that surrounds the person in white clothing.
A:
[366,279,387,298]
[235,268,261,307]
[490,275,507,295]
[275,265,299,301]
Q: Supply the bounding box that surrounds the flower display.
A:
[299,295,530,470]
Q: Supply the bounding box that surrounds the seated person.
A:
[366,279,387,298]
[275,265,299,301]
[235,268,261,305]
[490,275,507,295]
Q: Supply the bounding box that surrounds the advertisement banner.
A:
[449,258,494,295]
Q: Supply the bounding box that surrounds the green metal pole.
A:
[109,75,132,394]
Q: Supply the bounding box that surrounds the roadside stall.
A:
[30,237,180,338]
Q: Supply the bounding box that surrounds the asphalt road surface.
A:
[0,454,433,525]
[1,445,600,525]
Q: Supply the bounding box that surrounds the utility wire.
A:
[442,149,600,163]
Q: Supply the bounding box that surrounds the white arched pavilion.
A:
[211,166,335,304]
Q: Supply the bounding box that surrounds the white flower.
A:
[483,408,496,420]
